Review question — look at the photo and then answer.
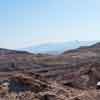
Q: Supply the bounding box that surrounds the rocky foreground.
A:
[0,72,99,100]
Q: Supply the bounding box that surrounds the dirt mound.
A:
[0,73,82,100]
[9,73,49,93]
[0,73,99,100]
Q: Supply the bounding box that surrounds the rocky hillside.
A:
[0,43,100,86]
[0,72,99,100]
[0,43,100,99]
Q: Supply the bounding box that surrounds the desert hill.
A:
[0,43,100,86]
[0,42,100,99]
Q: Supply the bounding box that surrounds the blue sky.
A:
[0,0,100,49]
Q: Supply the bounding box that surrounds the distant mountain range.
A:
[20,41,98,54]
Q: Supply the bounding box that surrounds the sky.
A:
[0,0,100,49]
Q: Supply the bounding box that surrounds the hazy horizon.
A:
[0,0,100,49]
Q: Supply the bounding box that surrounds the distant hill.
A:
[20,41,97,54]
[0,48,30,55]
[63,42,100,54]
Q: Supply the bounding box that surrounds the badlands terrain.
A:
[0,43,100,99]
